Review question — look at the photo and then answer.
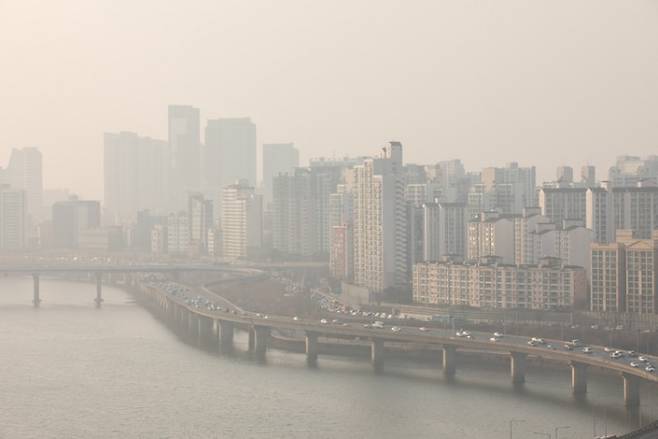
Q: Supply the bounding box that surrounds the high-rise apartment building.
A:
[168,105,201,207]
[413,256,587,310]
[423,202,466,261]
[556,166,574,184]
[590,230,658,314]
[352,142,407,293]
[262,143,299,207]
[272,168,314,256]
[467,211,515,264]
[586,183,658,243]
[104,132,169,224]
[188,192,213,253]
[581,166,596,186]
[0,186,26,250]
[166,211,190,254]
[480,162,536,213]
[204,118,257,190]
[7,147,42,222]
[608,155,658,187]
[538,186,588,225]
[52,198,101,248]
[221,180,262,260]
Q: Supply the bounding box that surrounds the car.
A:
[610,351,623,359]
[493,332,504,338]
[571,339,583,347]
[391,326,401,333]
[292,316,300,321]
[627,350,638,358]
[320,319,328,324]
[419,327,429,332]
[489,336,500,342]
[531,337,545,345]
[646,365,656,373]
[528,340,539,346]
[372,321,385,329]
[630,361,641,368]
[639,356,649,363]
[564,343,574,351]
[583,347,593,354]
[456,330,471,337]
[603,347,613,353]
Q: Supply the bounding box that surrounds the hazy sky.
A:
[1,0,657,199]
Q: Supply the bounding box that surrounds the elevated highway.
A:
[138,280,658,410]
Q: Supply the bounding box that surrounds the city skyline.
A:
[2,1,658,199]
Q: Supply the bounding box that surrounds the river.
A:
[0,277,656,438]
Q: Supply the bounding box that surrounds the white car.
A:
[603,347,613,353]
[292,316,300,321]
[489,336,500,342]
[320,319,328,324]
[639,356,649,363]
[531,337,545,344]
[610,351,623,359]
[419,327,429,332]
[583,347,593,354]
[493,332,504,338]
[646,365,656,373]
[391,326,401,333]
[630,361,641,368]
[456,330,471,337]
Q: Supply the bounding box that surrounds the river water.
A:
[0,277,657,439]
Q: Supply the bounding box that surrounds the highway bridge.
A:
[0,263,260,307]
[136,281,658,411]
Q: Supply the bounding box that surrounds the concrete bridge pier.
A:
[219,320,235,353]
[570,362,588,398]
[94,272,103,307]
[187,311,199,340]
[305,331,319,367]
[248,328,256,353]
[254,326,270,363]
[32,273,40,307]
[442,345,457,378]
[623,373,641,408]
[200,316,215,349]
[510,352,527,385]
[371,339,384,373]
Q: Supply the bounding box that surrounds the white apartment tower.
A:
[0,186,27,250]
[222,180,263,260]
[352,142,408,293]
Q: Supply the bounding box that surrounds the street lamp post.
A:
[509,419,525,439]
[555,425,570,439]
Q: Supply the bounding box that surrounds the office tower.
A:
[480,162,536,213]
[52,198,101,248]
[7,147,42,221]
[204,118,257,191]
[467,211,515,264]
[413,256,587,310]
[104,132,169,224]
[0,186,26,250]
[272,168,314,256]
[608,155,658,187]
[581,166,596,186]
[168,105,201,206]
[188,192,214,253]
[586,183,658,243]
[352,142,407,293]
[166,211,190,254]
[221,180,262,260]
[538,186,588,224]
[262,143,299,207]
[556,166,574,184]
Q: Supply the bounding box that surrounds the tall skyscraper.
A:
[104,132,169,224]
[262,143,299,207]
[7,147,42,222]
[352,142,408,293]
[0,185,26,250]
[221,180,262,260]
[168,105,201,207]
[204,118,257,190]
